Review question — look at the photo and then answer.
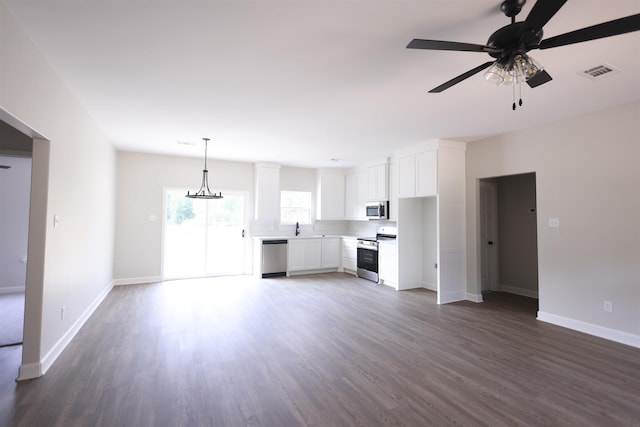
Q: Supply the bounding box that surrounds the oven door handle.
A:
[357,244,378,251]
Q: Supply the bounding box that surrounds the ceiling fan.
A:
[407,0,640,102]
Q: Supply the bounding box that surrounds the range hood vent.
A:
[578,63,620,81]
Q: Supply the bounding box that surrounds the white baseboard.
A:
[466,293,483,303]
[288,268,338,277]
[112,276,161,286]
[438,290,466,304]
[420,284,482,303]
[342,268,357,276]
[18,281,114,381]
[0,286,26,295]
[421,282,437,292]
[17,362,41,381]
[500,285,538,299]
[537,311,640,349]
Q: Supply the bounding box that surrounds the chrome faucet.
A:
[295,222,300,236]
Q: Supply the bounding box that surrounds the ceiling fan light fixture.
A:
[509,53,543,83]
[483,61,507,85]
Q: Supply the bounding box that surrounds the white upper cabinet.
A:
[367,163,389,201]
[345,169,367,220]
[398,155,416,198]
[254,163,281,220]
[398,149,437,198]
[316,169,345,220]
[416,150,437,197]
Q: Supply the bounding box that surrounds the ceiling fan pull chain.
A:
[512,83,516,111]
[519,80,523,107]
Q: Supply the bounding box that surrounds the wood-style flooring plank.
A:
[3,273,640,426]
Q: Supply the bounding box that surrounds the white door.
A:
[163,189,248,280]
[479,181,499,292]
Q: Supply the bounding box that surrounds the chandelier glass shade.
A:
[483,52,543,86]
[186,138,223,200]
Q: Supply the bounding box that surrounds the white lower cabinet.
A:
[378,241,398,288]
[321,237,341,268]
[288,239,322,272]
[341,237,357,274]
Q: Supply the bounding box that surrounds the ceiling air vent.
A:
[578,63,621,81]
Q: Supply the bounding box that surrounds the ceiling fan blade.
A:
[539,14,640,50]
[526,70,552,88]
[428,61,495,93]
[407,39,501,54]
[523,0,568,33]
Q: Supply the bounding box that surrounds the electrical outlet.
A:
[603,300,613,313]
[61,306,66,319]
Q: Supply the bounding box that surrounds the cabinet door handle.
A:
[488,241,494,245]
[242,229,245,238]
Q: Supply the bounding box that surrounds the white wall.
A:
[114,151,254,282]
[1,4,116,378]
[280,166,315,192]
[466,102,640,347]
[0,156,31,292]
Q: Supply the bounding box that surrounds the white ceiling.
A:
[4,0,640,168]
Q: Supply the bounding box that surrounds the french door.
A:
[163,189,248,280]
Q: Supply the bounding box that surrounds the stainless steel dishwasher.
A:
[261,239,288,278]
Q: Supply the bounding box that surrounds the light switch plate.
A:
[548,217,560,228]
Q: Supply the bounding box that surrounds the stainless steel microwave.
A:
[365,201,389,220]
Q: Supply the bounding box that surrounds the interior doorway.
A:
[162,189,249,280]
[480,173,539,306]
[0,117,36,382]
[0,155,31,348]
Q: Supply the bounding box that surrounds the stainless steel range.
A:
[357,226,397,283]
[356,236,378,282]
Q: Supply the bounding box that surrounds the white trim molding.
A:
[466,293,483,303]
[438,290,467,305]
[0,286,26,295]
[537,311,640,349]
[17,362,41,381]
[113,276,162,286]
[18,281,114,380]
[422,282,437,292]
[500,285,538,299]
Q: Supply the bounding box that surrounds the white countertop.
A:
[254,235,355,240]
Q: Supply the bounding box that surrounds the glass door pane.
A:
[163,189,247,280]
[205,192,246,276]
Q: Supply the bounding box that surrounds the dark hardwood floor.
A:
[2,273,639,426]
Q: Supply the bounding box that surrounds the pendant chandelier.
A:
[186,137,223,199]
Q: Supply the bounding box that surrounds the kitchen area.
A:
[256,225,397,285]
[252,160,400,288]
[250,139,467,303]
